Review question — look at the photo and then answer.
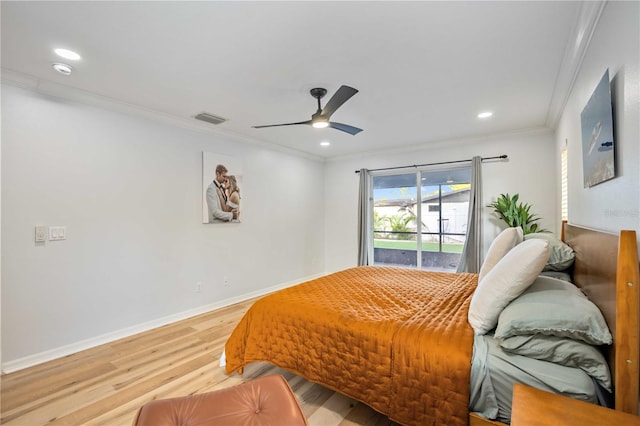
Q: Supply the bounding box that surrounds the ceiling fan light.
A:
[312,120,329,129]
[52,63,73,75]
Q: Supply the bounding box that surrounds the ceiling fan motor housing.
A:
[310,88,327,99]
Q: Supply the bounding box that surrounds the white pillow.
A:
[478,227,524,282]
[468,238,550,335]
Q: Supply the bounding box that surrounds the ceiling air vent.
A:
[194,112,227,125]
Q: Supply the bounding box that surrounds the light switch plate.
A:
[35,226,47,242]
[49,226,66,241]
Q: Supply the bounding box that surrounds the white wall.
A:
[555,1,639,239]
[1,84,325,369]
[324,130,556,273]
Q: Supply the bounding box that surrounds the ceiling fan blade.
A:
[252,120,311,129]
[329,122,363,135]
[321,85,358,119]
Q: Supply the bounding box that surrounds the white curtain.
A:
[457,156,482,273]
[357,169,372,266]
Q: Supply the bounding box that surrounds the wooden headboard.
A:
[563,222,640,414]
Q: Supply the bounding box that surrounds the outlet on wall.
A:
[195,281,202,293]
[223,276,229,287]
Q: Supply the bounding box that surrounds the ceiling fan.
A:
[253,85,363,135]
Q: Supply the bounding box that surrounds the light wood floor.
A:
[1,299,398,425]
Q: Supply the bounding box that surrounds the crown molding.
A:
[1,68,325,163]
[545,0,607,129]
[328,126,554,163]
[1,68,39,89]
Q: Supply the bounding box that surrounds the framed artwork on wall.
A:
[202,152,243,224]
[580,69,615,188]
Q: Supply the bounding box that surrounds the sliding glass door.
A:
[371,166,471,271]
[373,173,419,268]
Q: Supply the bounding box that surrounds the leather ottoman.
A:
[133,374,307,426]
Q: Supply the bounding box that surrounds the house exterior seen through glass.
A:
[372,167,471,271]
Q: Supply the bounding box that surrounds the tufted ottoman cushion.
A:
[133,374,307,426]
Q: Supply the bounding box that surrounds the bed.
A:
[224,223,639,425]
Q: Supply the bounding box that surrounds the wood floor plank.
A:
[1,299,394,426]
[48,353,214,425]
[109,326,196,354]
[3,344,117,383]
[1,360,117,413]
[2,337,216,423]
[307,391,359,425]
[2,381,117,426]
[86,363,225,425]
[340,402,400,426]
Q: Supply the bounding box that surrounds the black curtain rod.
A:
[354,154,508,173]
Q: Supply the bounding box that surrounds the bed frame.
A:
[470,222,639,425]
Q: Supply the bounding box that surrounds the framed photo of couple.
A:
[202,151,243,224]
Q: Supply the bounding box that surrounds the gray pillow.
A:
[500,334,612,391]
[539,271,572,282]
[494,275,612,345]
[524,233,575,271]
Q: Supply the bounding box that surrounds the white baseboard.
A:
[1,273,324,374]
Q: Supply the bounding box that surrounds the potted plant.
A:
[487,193,547,235]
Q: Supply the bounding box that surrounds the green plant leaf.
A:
[487,193,548,234]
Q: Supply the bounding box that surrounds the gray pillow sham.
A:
[524,232,575,271]
[539,270,572,282]
[500,334,612,391]
[494,275,612,345]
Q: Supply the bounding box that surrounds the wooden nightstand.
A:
[511,384,640,425]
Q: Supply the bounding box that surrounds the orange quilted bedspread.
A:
[224,266,478,426]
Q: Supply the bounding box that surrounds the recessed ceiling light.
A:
[478,111,493,119]
[52,63,73,76]
[320,141,331,147]
[54,48,81,61]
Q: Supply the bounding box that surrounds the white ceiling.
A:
[1,1,586,159]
